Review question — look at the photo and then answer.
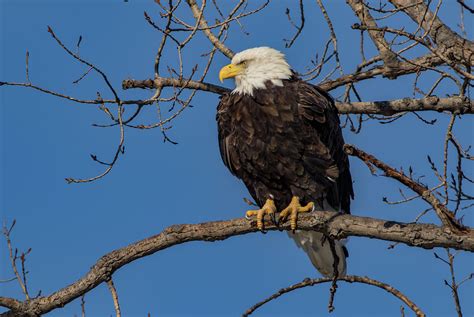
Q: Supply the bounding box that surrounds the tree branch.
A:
[106,279,121,317]
[0,298,22,311]
[0,212,472,316]
[122,77,230,95]
[346,0,399,71]
[121,79,473,114]
[337,95,473,115]
[243,275,425,317]
[319,53,445,90]
[344,144,463,230]
[388,0,474,65]
[186,0,235,59]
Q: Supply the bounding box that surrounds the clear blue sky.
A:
[1,1,473,316]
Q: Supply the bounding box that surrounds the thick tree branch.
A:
[121,79,473,114]
[122,77,230,95]
[4,78,472,115]
[0,298,21,311]
[1,212,472,316]
[337,95,473,115]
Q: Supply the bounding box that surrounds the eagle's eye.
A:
[237,60,247,66]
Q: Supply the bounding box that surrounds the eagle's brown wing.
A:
[296,80,353,213]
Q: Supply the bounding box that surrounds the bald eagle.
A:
[217,47,353,277]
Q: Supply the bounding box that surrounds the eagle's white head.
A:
[219,47,292,96]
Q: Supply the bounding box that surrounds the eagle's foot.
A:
[245,199,277,232]
[278,196,314,231]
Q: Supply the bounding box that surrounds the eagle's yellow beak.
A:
[219,63,243,83]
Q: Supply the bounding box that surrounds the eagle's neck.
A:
[232,64,293,96]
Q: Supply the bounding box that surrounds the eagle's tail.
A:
[288,230,347,277]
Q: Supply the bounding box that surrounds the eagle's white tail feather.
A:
[288,200,347,277]
[288,230,347,277]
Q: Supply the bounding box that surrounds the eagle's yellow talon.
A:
[245,199,276,231]
[245,210,258,218]
[279,196,314,230]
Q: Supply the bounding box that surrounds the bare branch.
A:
[25,51,30,83]
[315,0,343,74]
[284,0,305,48]
[243,275,425,317]
[65,97,125,184]
[122,79,474,115]
[2,221,30,300]
[4,76,471,117]
[186,0,235,59]
[457,0,474,14]
[80,295,85,317]
[0,298,22,311]
[337,96,473,115]
[0,212,472,316]
[389,0,474,65]
[47,26,120,101]
[122,77,230,95]
[344,144,463,230]
[0,81,111,105]
[352,24,474,80]
[347,0,399,71]
[446,249,463,317]
[320,53,445,90]
[106,279,121,317]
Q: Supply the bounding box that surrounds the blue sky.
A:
[1,1,473,316]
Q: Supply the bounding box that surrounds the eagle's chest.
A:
[220,96,306,177]
[229,95,298,138]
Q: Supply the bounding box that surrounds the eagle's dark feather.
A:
[217,76,353,214]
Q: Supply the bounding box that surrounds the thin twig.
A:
[47,26,120,101]
[106,279,121,317]
[2,221,30,300]
[446,249,463,317]
[81,295,86,317]
[25,51,30,83]
[316,0,343,74]
[284,0,305,48]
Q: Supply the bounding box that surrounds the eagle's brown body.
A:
[216,76,353,215]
